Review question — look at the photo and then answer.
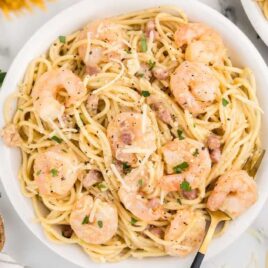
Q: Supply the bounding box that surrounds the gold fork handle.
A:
[199,217,219,254]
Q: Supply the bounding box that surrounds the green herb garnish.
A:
[136,73,144,78]
[177,129,185,140]
[122,162,131,174]
[177,199,182,205]
[59,36,66,44]
[180,180,192,192]
[138,179,143,187]
[50,168,58,177]
[192,149,199,157]
[36,170,41,176]
[97,183,107,191]
[222,98,229,107]
[97,220,103,228]
[130,217,138,225]
[148,60,156,70]
[141,90,150,97]
[0,71,7,86]
[140,34,147,52]
[82,215,89,225]
[173,162,189,174]
[50,135,63,144]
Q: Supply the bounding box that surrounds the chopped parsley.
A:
[18,108,23,112]
[50,168,58,177]
[36,170,41,176]
[140,34,147,52]
[138,179,143,187]
[148,60,156,70]
[125,48,132,54]
[180,180,192,192]
[173,162,189,174]
[192,149,199,157]
[136,73,144,78]
[177,129,185,140]
[130,217,138,225]
[59,35,66,44]
[50,135,63,144]
[177,199,182,205]
[222,98,229,107]
[122,162,132,174]
[0,71,7,86]
[97,220,103,228]
[141,90,150,97]
[82,215,89,224]
[97,183,107,191]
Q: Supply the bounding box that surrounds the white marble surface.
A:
[0,0,267,267]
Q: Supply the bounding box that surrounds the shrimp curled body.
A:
[170,61,219,115]
[165,208,206,256]
[31,68,86,121]
[174,23,226,64]
[207,170,258,218]
[70,195,118,244]
[160,138,211,194]
[34,146,80,196]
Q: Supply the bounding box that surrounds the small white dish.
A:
[0,0,268,267]
[241,0,268,46]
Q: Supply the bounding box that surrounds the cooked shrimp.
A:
[78,20,125,66]
[160,138,211,194]
[107,112,156,165]
[207,170,257,218]
[118,167,162,222]
[170,61,219,114]
[0,124,21,147]
[165,208,206,256]
[34,145,79,196]
[70,195,118,244]
[174,23,226,64]
[31,68,86,121]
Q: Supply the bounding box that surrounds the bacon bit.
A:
[61,225,73,238]
[86,65,100,75]
[0,124,21,147]
[149,226,164,238]
[149,101,173,125]
[86,94,99,115]
[207,134,221,150]
[210,148,221,163]
[82,170,103,189]
[181,189,198,200]
[153,67,169,80]
[145,20,159,41]
[207,134,222,163]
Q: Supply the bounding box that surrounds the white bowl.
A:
[0,0,267,267]
[241,0,268,46]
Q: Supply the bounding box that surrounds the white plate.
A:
[0,0,268,267]
[241,0,268,46]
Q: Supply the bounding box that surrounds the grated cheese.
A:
[84,32,92,64]
[141,104,147,134]
[93,60,125,95]
[110,164,130,191]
